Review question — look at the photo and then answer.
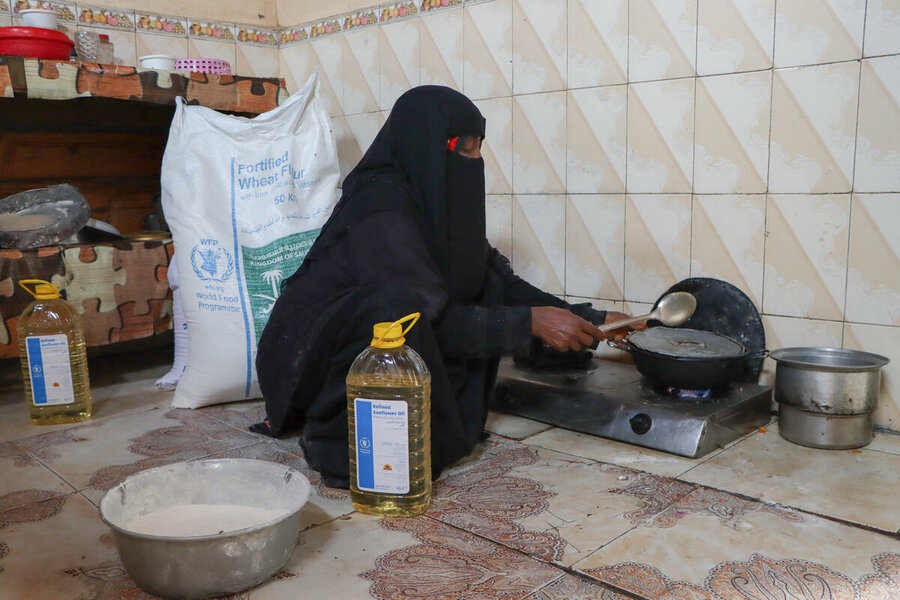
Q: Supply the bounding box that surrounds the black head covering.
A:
[294,85,488,302]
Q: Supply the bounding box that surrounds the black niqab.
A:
[295,85,488,303]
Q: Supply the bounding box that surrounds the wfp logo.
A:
[190,245,234,282]
[359,437,371,450]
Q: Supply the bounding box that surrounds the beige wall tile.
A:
[864,0,900,57]
[624,194,692,303]
[486,194,513,258]
[464,0,512,99]
[474,97,513,194]
[626,79,694,193]
[769,62,859,193]
[344,110,385,158]
[280,42,343,116]
[512,92,566,194]
[342,27,380,115]
[763,194,850,320]
[694,71,771,193]
[843,322,899,430]
[760,315,843,386]
[330,115,358,182]
[565,194,626,300]
[773,0,865,68]
[846,194,900,326]
[235,44,278,77]
[512,195,566,294]
[136,32,188,60]
[567,86,627,194]
[379,17,419,111]
[512,0,566,94]
[568,0,627,88]
[697,0,774,76]
[79,26,136,66]
[420,7,463,89]
[188,38,236,71]
[691,195,765,307]
[628,0,697,83]
[854,56,900,193]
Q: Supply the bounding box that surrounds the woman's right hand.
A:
[531,306,601,352]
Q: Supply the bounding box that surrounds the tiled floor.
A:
[1,350,898,600]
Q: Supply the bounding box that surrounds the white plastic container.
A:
[139,54,177,70]
[20,8,58,29]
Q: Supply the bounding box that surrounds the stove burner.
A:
[666,387,712,399]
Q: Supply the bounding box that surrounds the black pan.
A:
[608,328,767,390]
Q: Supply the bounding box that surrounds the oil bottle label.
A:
[25,335,76,407]
[354,398,410,494]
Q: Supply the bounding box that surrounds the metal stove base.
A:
[493,357,772,458]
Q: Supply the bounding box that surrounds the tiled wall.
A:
[276,0,900,431]
[0,0,280,77]
[4,0,898,431]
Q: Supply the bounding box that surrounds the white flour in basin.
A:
[126,504,286,537]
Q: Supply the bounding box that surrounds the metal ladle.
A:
[596,291,697,334]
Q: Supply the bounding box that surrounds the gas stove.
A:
[493,357,772,458]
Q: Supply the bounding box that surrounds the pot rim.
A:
[770,347,889,372]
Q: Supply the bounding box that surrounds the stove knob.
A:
[629,413,652,435]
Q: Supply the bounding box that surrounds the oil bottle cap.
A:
[19,279,61,300]
[371,313,420,349]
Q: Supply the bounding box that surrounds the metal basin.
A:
[99,459,310,600]
[770,347,889,449]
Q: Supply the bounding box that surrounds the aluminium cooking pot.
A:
[770,347,889,449]
[608,327,767,390]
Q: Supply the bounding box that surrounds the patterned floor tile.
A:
[574,486,900,598]
[246,512,565,599]
[0,441,74,514]
[0,492,129,600]
[428,444,698,567]
[527,574,629,600]
[0,348,174,444]
[13,408,260,506]
[679,422,900,531]
[484,411,552,440]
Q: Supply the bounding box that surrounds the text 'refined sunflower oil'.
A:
[347,313,431,517]
[17,279,92,425]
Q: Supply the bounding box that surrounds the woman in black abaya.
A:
[255,86,631,487]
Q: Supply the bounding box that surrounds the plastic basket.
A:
[173,58,232,75]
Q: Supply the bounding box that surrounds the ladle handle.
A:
[596,311,656,333]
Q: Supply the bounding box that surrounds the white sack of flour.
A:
[161,71,339,408]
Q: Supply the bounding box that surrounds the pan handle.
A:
[606,338,630,352]
[746,349,769,360]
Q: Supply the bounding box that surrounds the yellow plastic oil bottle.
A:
[17,279,92,425]
[346,313,431,517]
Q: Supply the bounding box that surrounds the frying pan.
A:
[608,327,768,390]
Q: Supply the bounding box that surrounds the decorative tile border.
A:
[135,12,186,36]
[380,2,418,22]
[308,17,342,39]
[77,5,133,30]
[11,1,75,22]
[418,0,462,13]
[236,25,278,46]
[342,6,379,30]
[279,26,309,46]
[187,19,235,41]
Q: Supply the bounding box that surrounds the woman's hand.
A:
[531,306,601,352]
[599,311,644,341]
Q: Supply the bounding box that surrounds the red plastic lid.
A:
[0,26,74,47]
[99,34,110,41]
